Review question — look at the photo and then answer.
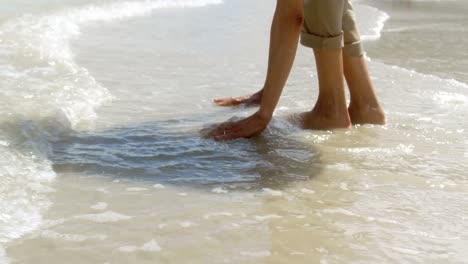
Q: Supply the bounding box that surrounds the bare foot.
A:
[348,103,386,125]
[213,90,263,107]
[291,108,352,130]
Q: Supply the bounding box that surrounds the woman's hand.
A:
[208,111,271,140]
[213,90,263,107]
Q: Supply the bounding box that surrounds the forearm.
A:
[258,0,303,119]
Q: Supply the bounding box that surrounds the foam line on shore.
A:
[355,4,390,41]
[0,0,223,260]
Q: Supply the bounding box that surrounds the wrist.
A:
[256,109,273,124]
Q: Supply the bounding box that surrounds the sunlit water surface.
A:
[1,0,467,263]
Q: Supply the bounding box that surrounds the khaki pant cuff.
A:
[300,32,343,50]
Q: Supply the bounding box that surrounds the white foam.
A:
[315,247,329,254]
[211,187,228,194]
[300,188,315,194]
[75,211,132,223]
[126,187,148,192]
[41,218,67,229]
[96,187,110,194]
[0,135,55,245]
[41,230,106,242]
[90,202,108,211]
[68,0,223,26]
[390,246,421,255]
[432,91,468,106]
[203,212,233,219]
[327,163,353,171]
[119,239,162,253]
[339,182,349,191]
[27,182,56,193]
[119,245,138,253]
[1,0,224,249]
[261,188,283,197]
[396,144,415,154]
[3,1,223,127]
[254,215,283,221]
[153,184,166,189]
[178,221,196,228]
[322,208,358,217]
[355,4,390,41]
[373,55,468,89]
[0,246,9,264]
[373,62,468,110]
[141,239,162,252]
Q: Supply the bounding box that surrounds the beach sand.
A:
[1,0,467,263]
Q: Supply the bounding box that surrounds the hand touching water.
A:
[209,0,304,140]
[208,111,271,140]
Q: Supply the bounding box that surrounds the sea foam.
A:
[119,239,162,253]
[75,211,132,223]
[0,0,223,257]
[355,4,390,41]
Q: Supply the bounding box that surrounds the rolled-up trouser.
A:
[301,0,364,57]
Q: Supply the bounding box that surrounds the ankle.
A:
[349,99,380,110]
[300,108,351,130]
[348,103,386,125]
[313,97,348,115]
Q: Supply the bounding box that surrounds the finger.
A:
[215,98,240,106]
[214,97,232,102]
[228,98,246,106]
[214,97,249,107]
[219,101,235,106]
[213,98,230,106]
[233,96,248,103]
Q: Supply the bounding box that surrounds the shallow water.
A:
[362,0,468,83]
[1,0,468,263]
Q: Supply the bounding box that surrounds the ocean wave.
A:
[0,0,222,127]
[0,0,223,257]
[355,4,390,41]
[0,121,57,245]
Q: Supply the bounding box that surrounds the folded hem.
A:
[300,32,343,49]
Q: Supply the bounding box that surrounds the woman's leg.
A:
[299,0,351,129]
[342,0,386,124]
[299,48,351,129]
